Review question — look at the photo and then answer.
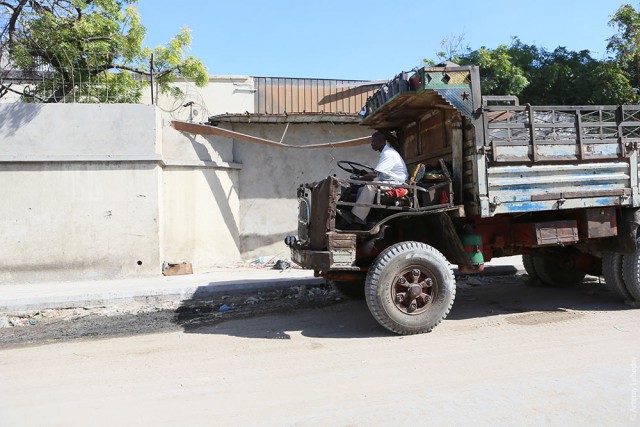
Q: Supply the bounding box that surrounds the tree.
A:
[457,44,529,97]
[424,35,636,105]
[424,36,529,98]
[0,0,208,103]
[608,4,640,95]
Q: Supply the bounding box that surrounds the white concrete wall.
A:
[229,123,377,260]
[0,103,377,283]
[160,123,242,270]
[0,104,162,282]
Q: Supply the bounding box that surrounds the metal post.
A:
[150,54,154,105]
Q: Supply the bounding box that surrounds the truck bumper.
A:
[291,247,358,272]
[291,248,331,271]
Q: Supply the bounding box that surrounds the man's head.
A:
[371,131,387,152]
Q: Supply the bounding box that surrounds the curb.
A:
[0,276,326,313]
[1,264,522,313]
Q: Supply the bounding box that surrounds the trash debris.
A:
[250,255,280,268]
[162,262,193,276]
[272,259,292,270]
[218,304,234,312]
[28,319,37,326]
[245,297,260,305]
[0,317,9,328]
[9,317,27,327]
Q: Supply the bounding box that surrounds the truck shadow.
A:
[175,274,634,340]
[447,275,632,321]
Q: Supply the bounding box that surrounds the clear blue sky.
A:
[136,0,629,81]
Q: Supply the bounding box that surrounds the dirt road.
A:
[1,276,638,426]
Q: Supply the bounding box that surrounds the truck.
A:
[284,64,640,335]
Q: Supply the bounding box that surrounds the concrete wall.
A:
[0,103,376,283]
[0,103,162,282]
[230,123,377,260]
[160,123,242,270]
[161,120,376,265]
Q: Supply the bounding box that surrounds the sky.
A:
[136,0,629,81]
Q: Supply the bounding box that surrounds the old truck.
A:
[284,64,640,335]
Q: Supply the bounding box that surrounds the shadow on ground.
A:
[1,274,634,349]
[177,274,634,340]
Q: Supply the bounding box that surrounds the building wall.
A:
[0,103,162,282]
[0,103,376,283]
[160,123,242,270]
[230,122,377,260]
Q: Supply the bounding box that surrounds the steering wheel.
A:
[337,160,375,176]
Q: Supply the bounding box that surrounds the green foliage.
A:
[1,0,208,103]
[425,32,637,105]
[458,45,529,97]
[588,61,634,104]
[608,4,640,97]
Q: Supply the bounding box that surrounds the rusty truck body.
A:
[285,65,640,335]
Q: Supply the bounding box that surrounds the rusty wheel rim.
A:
[391,265,437,315]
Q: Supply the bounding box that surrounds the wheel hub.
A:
[391,266,436,315]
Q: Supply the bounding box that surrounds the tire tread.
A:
[621,241,640,302]
[602,253,632,300]
[532,256,586,287]
[365,241,455,335]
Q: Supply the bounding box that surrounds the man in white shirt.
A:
[349,131,408,224]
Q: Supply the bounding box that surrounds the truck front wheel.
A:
[365,242,456,335]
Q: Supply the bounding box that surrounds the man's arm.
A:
[359,171,378,181]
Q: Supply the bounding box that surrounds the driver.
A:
[345,131,408,225]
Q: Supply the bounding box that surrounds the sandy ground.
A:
[0,275,638,426]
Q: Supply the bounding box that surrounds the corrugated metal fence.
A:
[254,77,378,115]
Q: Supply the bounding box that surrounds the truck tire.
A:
[522,254,544,287]
[602,253,632,301]
[364,241,455,335]
[532,256,586,287]
[330,280,365,299]
[621,239,640,301]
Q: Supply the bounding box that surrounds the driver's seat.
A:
[379,163,425,205]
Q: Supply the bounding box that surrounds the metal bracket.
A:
[489,196,501,212]
[478,145,492,156]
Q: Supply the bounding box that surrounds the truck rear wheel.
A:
[621,239,640,301]
[602,253,632,301]
[522,254,544,287]
[329,280,365,299]
[532,256,586,287]
[364,241,455,335]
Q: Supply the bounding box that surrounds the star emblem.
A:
[461,91,469,101]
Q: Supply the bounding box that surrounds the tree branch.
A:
[110,63,152,76]
[45,81,74,103]
[0,82,46,102]
[83,36,114,42]
[8,0,29,46]
[157,65,179,79]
